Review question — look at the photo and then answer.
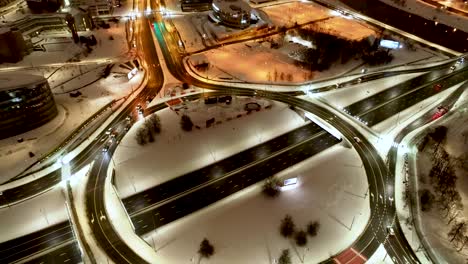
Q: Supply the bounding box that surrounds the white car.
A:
[387,226,395,236]
[353,136,361,143]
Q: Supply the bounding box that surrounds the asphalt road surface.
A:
[131,131,341,235]
[3,2,466,263]
[122,122,323,214]
[0,221,79,264]
[329,0,468,53]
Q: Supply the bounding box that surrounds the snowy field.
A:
[140,144,369,264]
[175,0,448,86]
[186,39,444,86]
[0,185,68,243]
[410,92,468,264]
[113,99,307,198]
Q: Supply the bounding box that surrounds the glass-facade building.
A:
[0,74,57,139]
[211,0,252,29]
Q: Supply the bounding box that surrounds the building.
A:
[69,0,114,16]
[210,0,252,29]
[0,73,58,139]
[181,0,212,12]
[0,28,28,63]
[26,0,63,13]
[0,0,16,7]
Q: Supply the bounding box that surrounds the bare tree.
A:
[439,188,462,217]
[307,221,320,237]
[147,114,161,133]
[181,115,194,131]
[419,189,435,212]
[262,176,281,198]
[280,215,296,238]
[143,123,154,143]
[295,230,308,247]
[198,238,215,260]
[458,236,468,252]
[135,127,146,145]
[278,249,292,264]
[448,221,467,243]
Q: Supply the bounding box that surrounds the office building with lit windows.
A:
[210,0,252,29]
[0,73,58,139]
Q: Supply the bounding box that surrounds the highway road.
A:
[121,68,466,264]
[0,57,460,208]
[140,16,464,263]
[14,8,465,264]
[80,7,167,264]
[334,0,468,53]
[0,221,80,264]
[2,1,467,263]
[131,131,340,235]
[122,65,468,234]
[384,82,468,264]
[122,122,324,214]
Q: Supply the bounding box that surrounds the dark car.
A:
[218,95,232,104]
[204,97,218,104]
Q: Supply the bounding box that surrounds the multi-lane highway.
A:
[0,221,80,264]
[1,1,467,263]
[334,0,468,53]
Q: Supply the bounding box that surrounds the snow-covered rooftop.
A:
[0,73,46,91]
[212,0,252,15]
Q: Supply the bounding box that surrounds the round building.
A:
[211,0,252,29]
[0,73,58,139]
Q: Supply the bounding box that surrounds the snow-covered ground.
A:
[403,90,468,264]
[113,98,306,198]
[366,244,394,264]
[173,0,448,86]
[138,144,368,264]
[0,185,68,243]
[1,24,129,70]
[0,71,143,183]
[372,84,468,264]
[0,22,141,182]
[186,39,445,86]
